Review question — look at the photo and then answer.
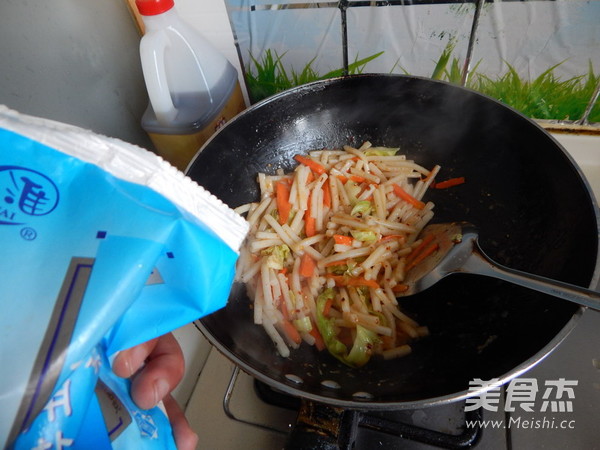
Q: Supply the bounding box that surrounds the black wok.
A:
[187,74,600,410]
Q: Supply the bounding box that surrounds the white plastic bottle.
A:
[135,0,246,170]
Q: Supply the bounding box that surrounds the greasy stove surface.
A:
[188,309,600,449]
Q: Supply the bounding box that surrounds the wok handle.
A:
[467,244,600,311]
[285,400,351,450]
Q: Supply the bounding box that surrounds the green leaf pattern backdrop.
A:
[224,0,600,124]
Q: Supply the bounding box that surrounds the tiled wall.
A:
[220,0,600,125]
[175,0,249,104]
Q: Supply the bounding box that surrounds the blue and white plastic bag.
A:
[0,106,248,449]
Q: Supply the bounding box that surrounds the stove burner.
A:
[254,379,482,449]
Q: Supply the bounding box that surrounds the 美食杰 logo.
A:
[0,166,59,225]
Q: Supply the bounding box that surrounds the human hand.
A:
[113,332,198,450]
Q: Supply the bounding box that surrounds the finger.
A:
[163,394,199,450]
[112,337,160,378]
[130,333,185,410]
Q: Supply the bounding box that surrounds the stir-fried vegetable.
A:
[276,180,292,224]
[350,229,378,244]
[235,142,463,367]
[351,200,373,217]
[315,289,379,367]
[262,244,290,270]
[433,176,466,189]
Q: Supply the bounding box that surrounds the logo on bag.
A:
[0,166,59,225]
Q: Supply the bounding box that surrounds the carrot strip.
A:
[322,181,332,208]
[309,326,325,351]
[337,174,348,184]
[305,192,316,237]
[325,274,380,289]
[406,233,435,265]
[392,183,425,210]
[322,298,333,317]
[333,234,353,246]
[306,170,315,184]
[392,283,410,293]
[276,180,292,225]
[294,154,326,175]
[348,277,380,289]
[305,215,316,237]
[281,319,302,345]
[406,243,439,271]
[434,177,465,189]
[299,252,316,277]
[379,234,406,244]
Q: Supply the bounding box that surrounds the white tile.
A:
[171,323,212,407]
[172,0,248,103]
[552,133,600,200]
[185,349,292,449]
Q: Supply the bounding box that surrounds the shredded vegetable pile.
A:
[234,142,463,367]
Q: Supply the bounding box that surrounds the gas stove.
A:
[179,133,600,449]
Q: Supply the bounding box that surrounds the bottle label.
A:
[148,82,247,171]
